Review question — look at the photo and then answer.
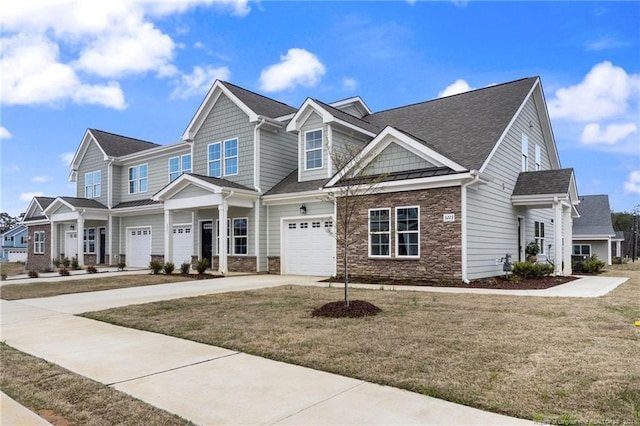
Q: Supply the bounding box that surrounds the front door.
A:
[201,221,213,267]
[65,231,78,259]
[99,228,106,264]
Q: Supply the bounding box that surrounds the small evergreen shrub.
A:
[28,270,39,278]
[163,262,175,274]
[581,255,605,273]
[196,258,209,274]
[62,257,71,268]
[149,260,163,274]
[117,262,126,271]
[180,262,190,274]
[71,256,80,270]
[512,261,554,279]
[86,265,98,274]
[52,258,61,268]
[59,268,70,276]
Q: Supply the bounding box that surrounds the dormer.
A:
[328,96,371,119]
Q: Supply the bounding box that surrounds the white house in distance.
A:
[23,77,580,282]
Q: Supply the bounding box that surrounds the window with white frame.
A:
[305,129,323,169]
[208,139,238,178]
[369,208,390,257]
[233,218,248,255]
[521,134,528,172]
[535,221,545,254]
[573,244,591,257]
[128,164,148,194]
[84,170,101,198]
[84,228,96,254]
[169,154,192,182]
[534,144,541,171]
[208,143,221,177]
[224,138,238,175]
[216,219,230,255]
[396,206,419,257]
[33,231,45,254]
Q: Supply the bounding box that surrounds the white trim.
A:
[125,225,152,268]
[114,141,189,164]
[328,96,372,115]
[395,205,420,258]
[223,138,239,176]
[232,217,249,256]
[286,99,377,137]
[304,128,324,170]
[128,163,149,194]
[368,207,391,258]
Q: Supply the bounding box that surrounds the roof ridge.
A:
[220,81,297,111]
[89,128,160,146]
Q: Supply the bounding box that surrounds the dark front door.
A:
[517,218,523,262]
[99,228,106,264]
[201,221,213,267]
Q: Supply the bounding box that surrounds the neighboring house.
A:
[612,231,625,260]
[23,77,580,281]
[1,225,28,262]
[572,194,616,265]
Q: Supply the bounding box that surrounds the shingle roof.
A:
[312,99,381,135]
[90,129,160,157]
[188,173,256,192]
[113,199,162,209]
[336,166,460,187]
[362,77,538,170]
[59,197,108,209]
[512,169,574,196]
[34,196,56,210]
[265,170,329,195]
[221,81,297,119]
[613,230,625,241]
[573,195,616,237]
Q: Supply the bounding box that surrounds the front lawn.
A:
[83,268,640,423]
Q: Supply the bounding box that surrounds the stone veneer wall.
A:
[26,224,51,272]
[268,256,280,274]
[337,187,462,282]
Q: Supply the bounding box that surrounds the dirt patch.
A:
[39,408,70,426]
[312,300,382,318]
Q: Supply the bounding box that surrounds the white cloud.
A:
[581,122,638,145]
[342,78,358,91]
[20,192,44,202]
[3,165,20,173]
[59,152,75,166]
[548,61,640,122]
[0,126,12,140]
[32,176,53,183]
[623,171,640,195]
[584,35,627,51]
[438,79,474,98]
[171,65,231,99]
[259,48,326,92]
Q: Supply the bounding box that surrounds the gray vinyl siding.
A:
[192,94,255,188]
[366,143,434,175]
[112,164,122,206]
[330,127,369,163]
[336,104,365,118]
[259,128,297,192]
[267,201,334,255]
[172,185,212,200]
[120,214,164,256]
[54,204,73,214]
[299,112,327,181]
[76,141,108,205]
[466,95,555,280]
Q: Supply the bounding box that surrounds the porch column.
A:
[606,237,612,265]
[50,221,57,268]
[553,200,563,276]
[562,206,572,275]
[77,215,85,266]
[616,240,621,258]
[108,214,113,265]
[218,202,228,274]
[164,210,174,265]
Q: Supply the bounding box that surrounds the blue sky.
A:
[1,0,639,217]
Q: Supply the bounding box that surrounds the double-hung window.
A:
[33,231,45,254]
[224,139,238,175]
[369,208,390,257]
[396,206,420,257]
[208,143,222,177]
[521,134,529,172]
[84,170,101,198]
[128,164,148,194]
[169,154,192,182]
[573,244,591,257]
[84,228,96,254]
[535,221,545,254]
[208,138,238,178]
[233,218,248,255]
[305,129,323,170]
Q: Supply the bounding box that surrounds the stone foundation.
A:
[268,256,281,274]
[150,254,164,266]
[84,254,97,266]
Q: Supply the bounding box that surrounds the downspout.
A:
[219,190,234,275]
[254,118,268,272]
[107,158,114,265]
[461,170,481,284]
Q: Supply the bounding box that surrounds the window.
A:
[208,143,222,177]
[33,231,45,254]
[573,244,591,256]
[21,236,27,244]
[535,221,545,254]
[216,219,230,255]
[369,208,390,257]
[128,164,148,194]
[233,218,248,255]
[521,134,528,172]
[224,139,238,175]
[84,170,101,198]
[84,228,96,254]
[305,129,323,169]
[396,206,419,257]
[534,145,541,171]
[169,154,192,182]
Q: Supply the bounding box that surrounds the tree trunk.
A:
[343,233,349,307]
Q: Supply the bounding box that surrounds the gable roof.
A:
[221,81,297,119]
[573,195,615,237]
[89,129,160,157]
[362,77,539,171]
[512,169,576,197]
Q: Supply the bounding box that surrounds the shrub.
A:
[581,255,605,273]
[149,260,163,274]
[1,274,7,281]
[59,268,70,276]
[163,262,175,275]
[117,262,126,271]
[28,270,39,278]
[52,258,61,268]
[71,256,80,270]
[62,257,71,268]
[86,265,98,274]
[196,258,209,275]
[180,262,190,274]
[512,261,554,279]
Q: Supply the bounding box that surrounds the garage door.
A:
[172,225,193,265]
[127,227,151,267]
[283,219,335,276]
[8,249,27,262]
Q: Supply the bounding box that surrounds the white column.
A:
[218,203,228,274]
[50,221,57,268]
[254,200,260,272]
[606,237,612,265]
[562,206,572,275]
[164,210,174,265]
[77,215,85,266]
[553,200,563,276]
[108,214,113,265]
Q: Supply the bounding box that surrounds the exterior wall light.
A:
[300,204,307,215]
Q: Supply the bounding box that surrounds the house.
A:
[23,77,580,282]
[572,194,616,265]
[1,224,28,262]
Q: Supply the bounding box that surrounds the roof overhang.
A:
[285,98,377,137]
[44,197,109,221]
[573,234,615,240]
[262,189,326,206]
[113,141,190,165]
[328,96,372,117]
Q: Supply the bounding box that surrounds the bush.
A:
[28,270,39,278]
[59,267,70,276]
[62,257,71,268]
[149,260,163,274]
[195,258,209,275]
[581,255,605,273]
[117,262,126,271]
[1,273,7,281]
[180,262,190,274]
[52,258,61,268]
[512,261,554,279]
[163,262,175,274]
[71,256,80,270]
[86,265,98,274]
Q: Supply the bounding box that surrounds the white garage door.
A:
[127,227,151,268]
[284,219,335,276]
[172,225,193,265]
[8,249,27,262]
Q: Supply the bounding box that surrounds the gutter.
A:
[461,170,482,284]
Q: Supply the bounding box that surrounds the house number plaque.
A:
[443,213,455,222]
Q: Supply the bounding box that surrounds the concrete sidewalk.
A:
[0,274,542,425]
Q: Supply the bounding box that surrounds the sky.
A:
[1,0,639,218]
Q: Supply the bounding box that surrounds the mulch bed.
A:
[312,300,382,318]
